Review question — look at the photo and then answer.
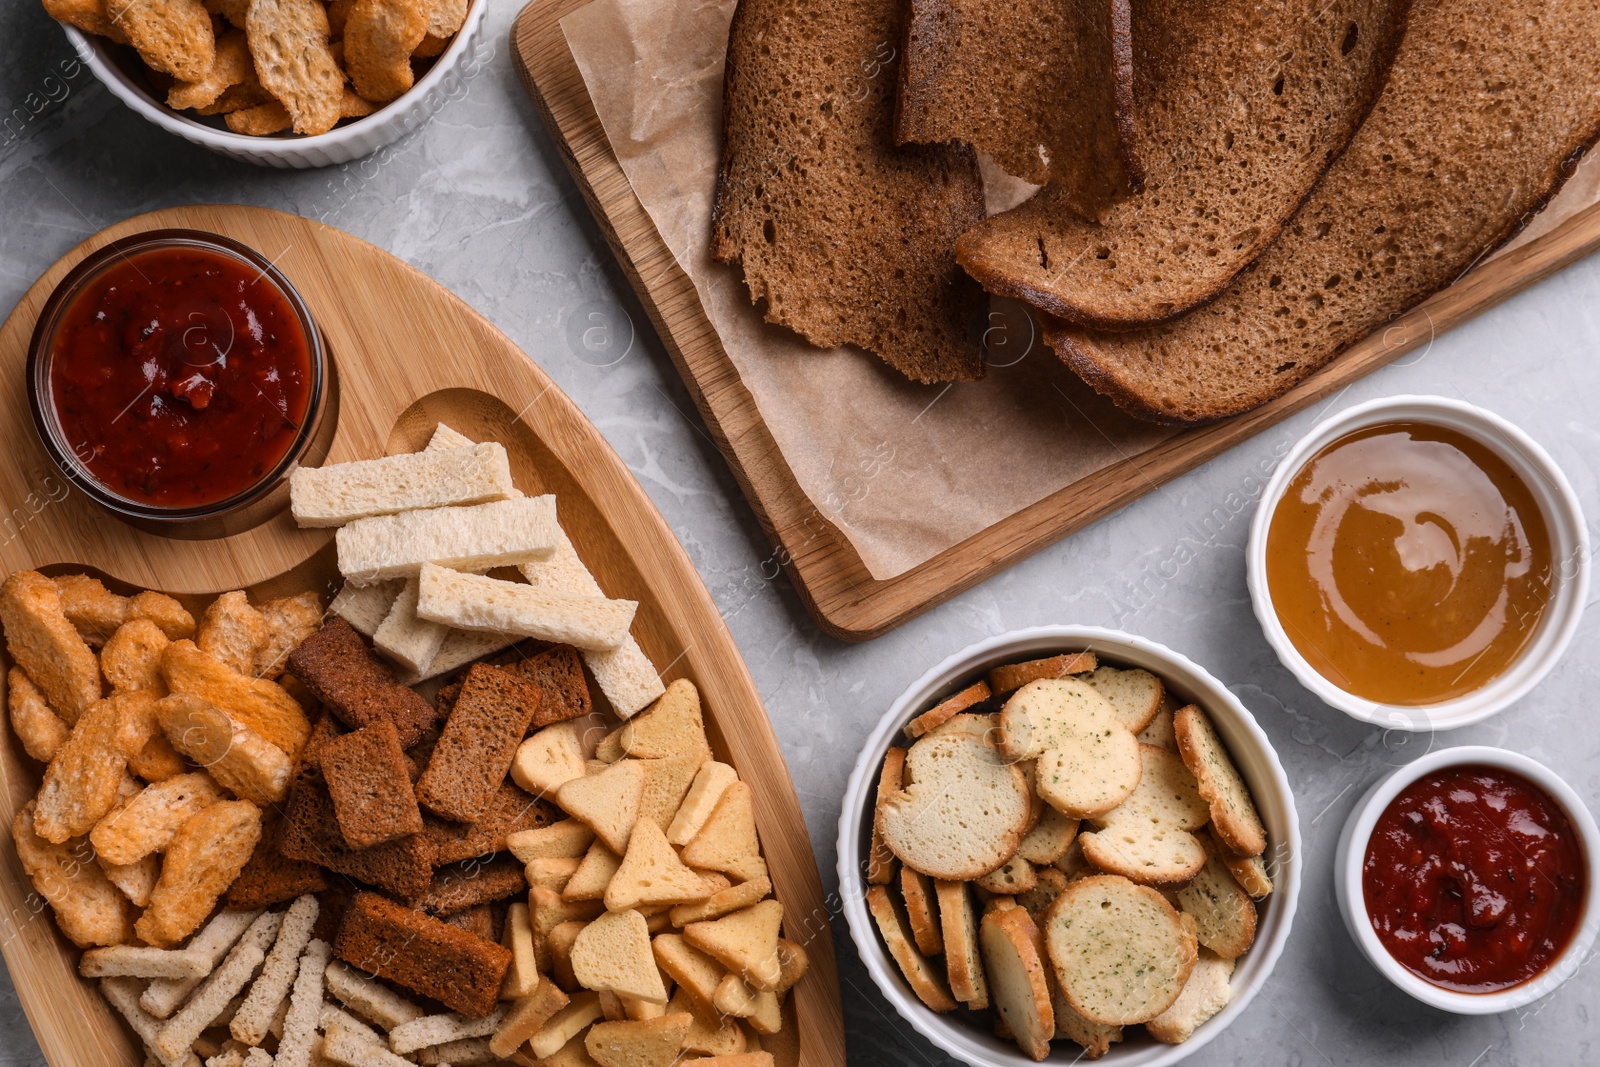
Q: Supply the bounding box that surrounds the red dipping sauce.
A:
[1362,764,1586,992]
[45,243,314,508]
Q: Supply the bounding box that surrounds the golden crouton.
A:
[198,591,269,676]
[136,799,262,947]
[42,0,129,42]
[343,0,430,103]
[0,570,102,724]
[13,800,134,947]
[33,692,159,843]
[128,591,196,640]
[107,0,216,82]
[161,640,311,758]
[90,771,224,866]
[7,667,69,763]
[102,618,171,694]
[99,853,162,908]
[54,574,128,647]
[246,0,344,134]
[255,592,323,678]
[167,27,253,111]
[157,695,292,805]
[128,735,189,782]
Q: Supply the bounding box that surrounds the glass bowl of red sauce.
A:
[27,230,332,538]
[1336,746,1600,1013]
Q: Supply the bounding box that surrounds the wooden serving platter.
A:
[0,205,844,1067]
[511,0,1600,641]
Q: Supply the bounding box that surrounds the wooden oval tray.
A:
[0,205,844,1067]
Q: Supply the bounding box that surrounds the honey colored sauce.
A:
[1265,422,1552,705]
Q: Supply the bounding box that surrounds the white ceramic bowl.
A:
[1334,745,1600,1014]
[59,1,486,169]
[838,626,1302,1066]
[1246,395,1589,732]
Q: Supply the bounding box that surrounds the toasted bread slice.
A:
[1174,835,1257,959]
[879,729,1030,881]
[898,867,942,956]
[618,680,711,763]
[607,819,716,912]
[669,877,768,928]
[1083,667,1163,734]
[934,879,988,1009]
[571,910,668,1004]
[584,1013,692,1067]
[996,677,1119,761]
[897,0,1136,206]
[1174,705,1266,856]
[979,906,1055,1061]
[867,747,906,886]
[958,0,1409,330]
[866,885,958,1012]
[1016,806,1078,866]
[1000,679,1140,818]
[667,761,739,847]
[1223,850,1273,900]
[652,933,726,1015]
[976,855,1037,896]
[711,0,986,384]
[513,722,588,798]
[636,755,702,832]
[987,653,1096,697]
[1041,0,1600,422]
[679,781,767,884]
[903,681,992,741]
[1044,874,1197,1026]
[1146,948,1234,1044]
[562,841,623,903]
[1079,744,1208,886]
[684,900,783,991]
[557,761,646,855]
[508,819,595,863]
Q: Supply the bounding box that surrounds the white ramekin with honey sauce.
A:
[1247,396,1588,730]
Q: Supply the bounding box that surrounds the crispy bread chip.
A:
[203,0,251,25]
[34,691,157,843]
[129,733,188,781]
[344,0,429,102]
[99,852,161,907]
[158,694,293,805]
[53,573,128,647]
[1,570,101,724]
[224,100,292,135]
[43,0,129,41]
[198,591,269,676]
[256,592,324,678]
[102,617,171,694]
[128,591,196,640]
[14,800,133,947]
[90,771,224,865]
[8,666,69,763]
[161,640,310,757]
[136,799,262,947]
[107,0,216,81]
[248,0,345,134]
[167,26,253,110]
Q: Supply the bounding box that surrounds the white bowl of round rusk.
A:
[58,0,485,169]
[837,626,1300,1065]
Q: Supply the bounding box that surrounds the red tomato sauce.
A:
[47,245,313,509]
[1362,764,1586,992]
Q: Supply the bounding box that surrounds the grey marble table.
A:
[4,4,1599,1065]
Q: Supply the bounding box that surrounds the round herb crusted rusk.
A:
[1016,805,1079,866]
[868,747,906,886]
[1044,874,1198,1026]
[1082,666,1165,734]
[976,855,1037,896]
[934,879,989,1009]
[1222,849,1274,899]
[711,0,987,384]
[1077,744,1209,887]
[867,884,959,1012]
[1174,833,1258,960]
[1174,704,1267,856]
[980,904,1057,1061]
[956,0,1411,331]
[1052,990,1123,1059]
[1040,0,1600,424]
[1145,948,1235,1044]
[878,727,1032,881]
[999,680,1142,819]
[996,678,1123,762]
[899,866,944,957]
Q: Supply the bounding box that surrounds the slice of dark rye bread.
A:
[1043,0,1600,424]
[896,0,1138,208]
[710,0,987,383]
[957,0,1412,330]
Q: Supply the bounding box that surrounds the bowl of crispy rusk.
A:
[50,0,484,167]
[838,626,1300,1065]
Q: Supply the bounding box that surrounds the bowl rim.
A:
[1245,394,1590,731]
[1333,744,1600,1014]
[59,0,485,156]
[837,624,1302,1067]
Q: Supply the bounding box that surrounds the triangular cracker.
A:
[558,761,645,854]
[683,900,783,991]
[606,819,715,912]
[680,781,766,883]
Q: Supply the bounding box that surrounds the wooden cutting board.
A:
[511,0,1600,641]
[0,205,843,1067]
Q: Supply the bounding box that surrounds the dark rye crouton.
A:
[415,664,542,823]
[502,644,591,728]
[335,891,511,1018]
[321,721,425,849]
[279,775,433,901]
[288,617,436,747]
[441,903,496,942]
[226,810,329,909]
[418,854,529,917]
[424,781,560,866]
